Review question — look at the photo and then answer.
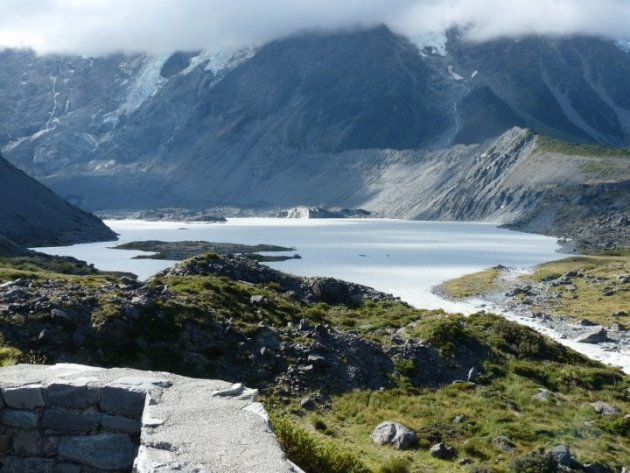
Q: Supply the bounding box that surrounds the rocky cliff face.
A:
[0,153,115,248]
[0,28,628,239]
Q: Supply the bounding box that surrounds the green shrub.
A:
[509,452,558,473]
[393,356,416,379]
[596,416,630,437]
[273,416,369,473]
[551,366,623,391]
[266,281,282,292]
[0,346,22,366]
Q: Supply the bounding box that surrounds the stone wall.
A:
[0,377,145,472]
[0,364,298,473]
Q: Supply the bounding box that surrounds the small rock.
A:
[452,415,467,424]
[307,353,329,367]
[1,384,45,409]
[532,388,554,402]
[300,397,316,410]
[429,442,455,459]
[590,401,621,416]
[613,310,628,317]
[51,308,73,322]
[578,319,598,326]
[548,444,572,467]
[298,319,312,331]
[371,421,418,450]
[609,323,627,332]
[491,435,516,453]
[100,386,146,417]
[2,410,39,429]
[575,327,609,344]
[250,295,267,305]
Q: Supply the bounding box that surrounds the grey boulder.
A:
[575,328,609,344]
[548,444,573,467]
[371,421,418,450]
[429,442,455,459]
[590,401,621,416]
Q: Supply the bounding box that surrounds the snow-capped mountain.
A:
[1,27,629,216]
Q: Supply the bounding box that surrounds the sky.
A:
[0,0,629,55]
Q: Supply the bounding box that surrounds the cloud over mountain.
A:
[0,0,629,55]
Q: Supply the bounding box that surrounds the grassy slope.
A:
[0,254,628,472]
[535,135,630,159]
[521,256,630,327]
[440,256,630,327]
[439,267,503,300]
[270,314,629,473]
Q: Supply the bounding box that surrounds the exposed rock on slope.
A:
[163,253,399,306]
[2,28,630,215]
[0,153,115,248]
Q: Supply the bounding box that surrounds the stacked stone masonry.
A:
[0,364,298,473]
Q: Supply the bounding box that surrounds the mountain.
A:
[0,152,115,248]
[0,27,629,241]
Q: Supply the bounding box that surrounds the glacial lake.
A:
[36,218,565,313]
[37,218,630,373]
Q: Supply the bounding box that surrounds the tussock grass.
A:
[271,313,630,472]
[522,256,630,326]
[440,267,502,299]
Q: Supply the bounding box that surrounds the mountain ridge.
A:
[0,152,116,249]
[0,27,629,250]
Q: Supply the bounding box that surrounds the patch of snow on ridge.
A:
[183,47,255,75]
[448,65,464,81]
[120,55,170,114]
[616,40,630,53]
[410,31,448,56]
[103,54,170,126]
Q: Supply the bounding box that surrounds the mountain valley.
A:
[0,22,629,473]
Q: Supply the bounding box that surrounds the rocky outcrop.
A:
[0,254,475,396]
[0,364,296,473]
[162,254,399,306]
[0,153,115,248]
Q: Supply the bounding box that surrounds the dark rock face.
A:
[1,28,629,218]
[0,152,115,249]
[448,34,630,147]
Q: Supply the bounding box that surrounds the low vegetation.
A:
[270,314,629,472]
[535,135,630,159]
[521,255,630,327]
[439,266,503,299]
[439,255,630,327]
[0,253,628,472]
[112,240,297,261]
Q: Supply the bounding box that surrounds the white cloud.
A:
[0,0,628,55]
